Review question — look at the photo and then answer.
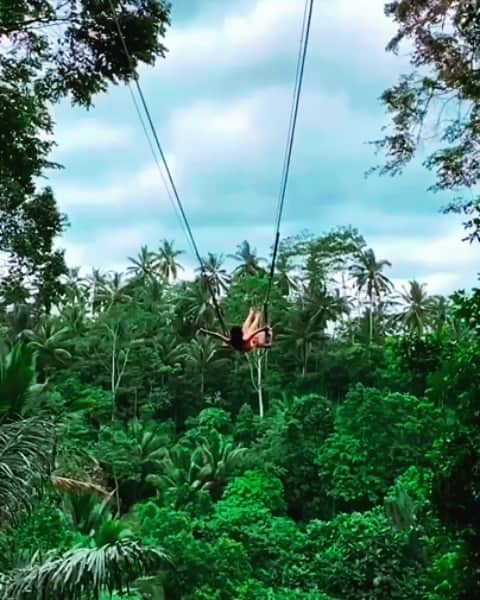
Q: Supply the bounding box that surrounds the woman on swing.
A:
[199,308,272,353]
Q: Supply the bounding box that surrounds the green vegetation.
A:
[2,1,480,598]
[1,227,478,598]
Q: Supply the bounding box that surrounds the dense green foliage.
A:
[2,1,480,598]
[1,226,478,598]
[376,0,480,240]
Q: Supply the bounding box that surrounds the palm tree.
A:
[430,294,449,333]
[127,419,171,495]
[0,343,54,525]
[177,280,218,331]
[1,303,33,344]
[303,283,350,334]
[23,317,72,381]
[85,268,107,315]
[97,271,132,309]
[196,253,230,296]
[62,491,112,536]
[4,520,170,599]
[185,337,228,396]
[194,430,247,498]
[148,443,203,507]
[58,300,89,338]
[229,240,266,277]
[393,280,438,336]
[281,309,325,376]
[350,248,393,342]
[156,240,184,284]
[151,433,246,507]
[0,418,53,525]
[154,333,186,388]
[275,252,298,296]
[0,342,43,419]
[127,245,157,281]
[62,267,88,295]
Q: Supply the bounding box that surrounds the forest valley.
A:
[2,1,480,599]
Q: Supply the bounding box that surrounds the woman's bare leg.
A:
[245,311,261,338]
[242,308,256,337]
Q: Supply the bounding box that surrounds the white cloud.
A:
[58,219,275,278]
[53,159,181,209]
[391,273,464,296]
[372,229,478,272]
[150,0,400,81]
[59,224,164,272]
[42,0,475,299]
[156,0,299,74]
[55,119,133,154]
[59,228,200,281]
[56,213,479,297]
[166,88,282,169]
[369,224,479,295]
[162,84,381,183]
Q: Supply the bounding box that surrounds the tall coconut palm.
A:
[281,310,325,376]
[275,252,299,296]
[394,280,438,336]
[23,317,72,381]
[430,294,449,333]
[154,334,186,387]
[350,248,393,342]
[229,240,266,277]
[1,303,33,345]
[178,280,218,331]
[97,271,132,310]
[86,268,108,315]
[63,266,87,291]
[127,245,157,281]
[156,239,184,284]
[137,277,165,315]
[185,337,228,396]
[60,267,88,305]
[303,283,350,334]
[58,300,89,338]
[196,253,230,296]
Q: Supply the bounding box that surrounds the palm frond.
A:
[51,476,112,501]
[0,343,38,419]
[4,539,171,600]
[0,417,54,525]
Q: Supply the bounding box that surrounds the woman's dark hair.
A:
[229,325,244,350]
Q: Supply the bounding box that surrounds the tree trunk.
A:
[302,342,310,376]
[113,465,121,518]
[369,293,374,343]
[111,328,117,420]
[247,353,265,418]
[133,388,138,419]
[257,353,264,418]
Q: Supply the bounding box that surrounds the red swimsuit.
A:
[244,336,260,352]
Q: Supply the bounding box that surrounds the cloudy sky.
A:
[48,0,478,294]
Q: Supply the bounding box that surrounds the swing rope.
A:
[108,0,314,334]
[263,0,314,325]
[107,0,227,333]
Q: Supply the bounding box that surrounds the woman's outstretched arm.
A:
[198,328,230,343]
